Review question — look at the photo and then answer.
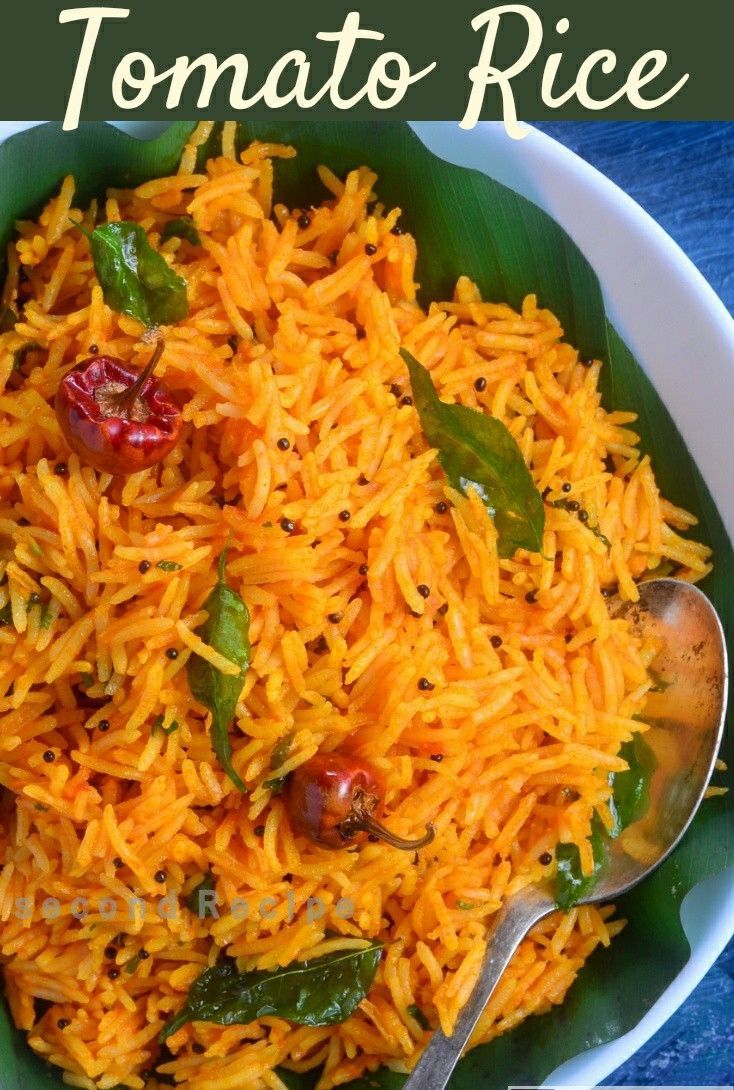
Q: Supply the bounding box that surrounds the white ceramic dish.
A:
[0,117,732,1087]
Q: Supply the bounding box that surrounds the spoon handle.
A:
[403,885,555,1090]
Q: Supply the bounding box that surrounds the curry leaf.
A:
[88,221,189,329]
[124,953,142,975]
[588,522,612,549]
[161,944,383,1040]
[608,733,655,834]
[555,733,655,908]
[555,816,607,911]
[13,342,41,372]
[270,733,295,770]
[406,1004,431,1031]
[187,547,250,792]
[0,603,12,626]
[187,871,217,918]
[263,775,286,795]
[152,714,179,737]
[402,350,544,558]
[157,560,182,572]
[160,216,201,247]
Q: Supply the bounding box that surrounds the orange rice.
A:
[0,120,712,1090]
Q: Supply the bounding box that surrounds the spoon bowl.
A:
[403,578,728,1090]
[595,577,728,899]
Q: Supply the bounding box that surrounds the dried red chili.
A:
[55,341,181,475]
[282,752,435,851]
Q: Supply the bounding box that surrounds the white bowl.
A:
[1,118,732,1087]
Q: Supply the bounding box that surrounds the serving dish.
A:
[0,118,731,1090]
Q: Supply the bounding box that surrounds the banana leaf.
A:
[0,120,730,1090]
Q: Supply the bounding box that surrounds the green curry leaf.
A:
[12,342,41,372]
[88,221,189,329]
[270,733,295,771]
[152,714,180,737]
[161,944,383,1040]
[124,953,142,975]
[160,216,201,247]
[555,815,607,911]
[263,740,292,792]
[157,560,183,572]
[402,349,544,558]
[187,547,250,792]
[187,871,218,918]
[555,732,655,908]
[608,733,655,834]
[406,1004,431,1031]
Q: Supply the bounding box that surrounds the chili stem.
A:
[117,339,164,410]
[347,808,435,851]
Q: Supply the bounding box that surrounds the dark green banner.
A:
[0,1,730,126]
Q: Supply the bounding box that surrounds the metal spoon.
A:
[404,578,728,1090]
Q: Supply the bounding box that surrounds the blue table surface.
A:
[534,122,734,1087]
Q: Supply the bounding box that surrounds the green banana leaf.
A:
[0,120,730,1090]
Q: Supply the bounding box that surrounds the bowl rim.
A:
[0,118,732,1087]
